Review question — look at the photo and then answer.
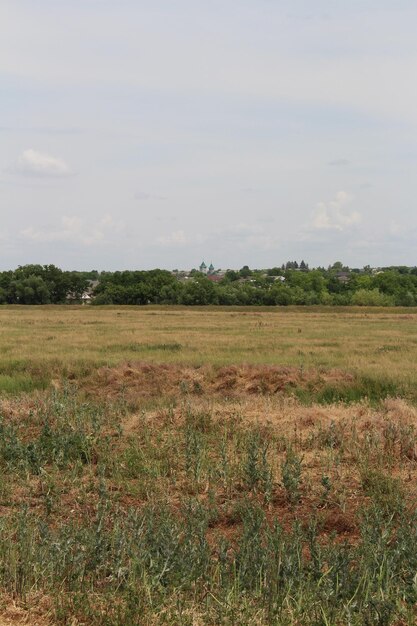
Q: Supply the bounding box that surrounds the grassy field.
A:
[1,305,417,393]
[1,306,417,624]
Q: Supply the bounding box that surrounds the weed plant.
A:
[0,387,416,624]
[281,448,303,505]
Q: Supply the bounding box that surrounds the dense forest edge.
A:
[2,262,417,306]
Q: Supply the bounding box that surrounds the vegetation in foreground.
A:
[0,308,416,624]
[0,378,417,624]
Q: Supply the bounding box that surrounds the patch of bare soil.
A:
[0,595,52,626]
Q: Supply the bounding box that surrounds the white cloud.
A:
[204,223,278,251]
[312,191,361,231]
[20,214,122,246]
[154,223,280,257]
[135,192,152,201]
[156,230,189,246]
[388,220,404,236]
[135,191,166,201]
[328,158,350,167]
[228,223,277,247]
[11,149,72,178]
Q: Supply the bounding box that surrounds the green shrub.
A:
[281,448,302,505]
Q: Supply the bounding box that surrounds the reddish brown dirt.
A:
[0,595,52,625]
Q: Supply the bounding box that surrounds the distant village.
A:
[176,261,224,282]
[78,260,408,305]
[2,261,417,306]
[171,261,286,284]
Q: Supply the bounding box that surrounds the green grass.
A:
[0,373,47,394]
[2,493,417,625]
[296,374,406,405]
[100,341,184,353]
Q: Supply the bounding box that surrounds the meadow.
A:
[0,306,417,624]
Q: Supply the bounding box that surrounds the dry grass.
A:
[0,304,416,394]
[82,362,354,404]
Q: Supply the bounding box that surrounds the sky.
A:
[1,0,417,271]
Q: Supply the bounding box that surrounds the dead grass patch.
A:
[85,362,355,404]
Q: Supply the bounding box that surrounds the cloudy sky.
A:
[1,1,417,270]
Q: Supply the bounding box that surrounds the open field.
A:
[1,305,417,396]
[1,306,417,624]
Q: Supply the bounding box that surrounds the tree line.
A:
[0,265,95,304]
[93,263,417,306]
[2,263,417,306]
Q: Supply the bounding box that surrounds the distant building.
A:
[173,264,221,282]
[199,261,216,276]
[336,272,350,284]
[207,274,222,283]
[67,279,99,304]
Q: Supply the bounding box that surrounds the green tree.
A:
[11,275,50,304]
[351,288,394,306]
[180,277,218,305]
[239,266,252,278]
[224,270,240,282]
